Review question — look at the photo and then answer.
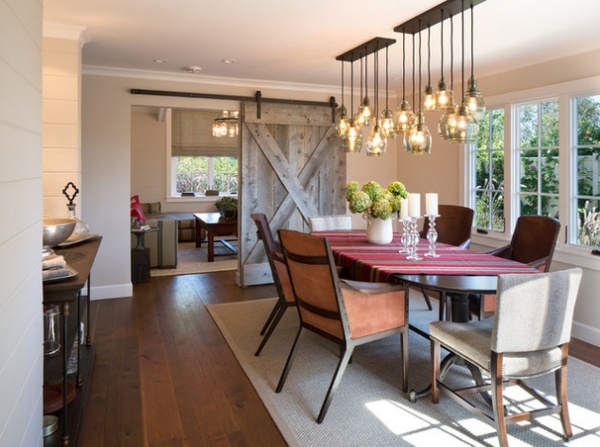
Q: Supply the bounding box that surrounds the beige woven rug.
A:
[207,293,600,446]
[151,241,237,277]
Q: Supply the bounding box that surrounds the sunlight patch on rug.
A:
[151,241,237,277]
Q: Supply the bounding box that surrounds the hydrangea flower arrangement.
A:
[345,180,408,220]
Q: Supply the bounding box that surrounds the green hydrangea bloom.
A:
[348,191,370,214]
[387,181,408,199]
[361,181,382,200]
[345,180,360,201]
[370,196,393,219]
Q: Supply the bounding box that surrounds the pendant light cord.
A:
[418,21,422,109]
[461,0,465,97]
[385,45,389,109]
[402,30,406,101]
[470,3,475,78]
[440,10,444,81]
[427,25,431,85]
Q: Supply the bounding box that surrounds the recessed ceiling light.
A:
[153,58,168,64]
[222,59,236,64]
[185,65,202,74]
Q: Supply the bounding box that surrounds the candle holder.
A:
[398,217,411,253]
[406,216,423,261]
[424,214,441,257]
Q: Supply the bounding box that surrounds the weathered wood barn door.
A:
[238,101,346,286]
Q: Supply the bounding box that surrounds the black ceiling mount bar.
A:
[130,89,337,121]
[336,37,396,62]
[393,0,486,34]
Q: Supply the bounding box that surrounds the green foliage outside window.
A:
[474,108,505,231]
[574,95,600,247]
[175,156,238,195]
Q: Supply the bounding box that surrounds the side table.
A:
[131,227,158,283]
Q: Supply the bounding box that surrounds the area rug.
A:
[151,241,237,277]
[207,293,600,447]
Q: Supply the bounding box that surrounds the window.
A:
[172,155,238,196]
[515,100,560,218]
[472,108,505,231]
[573,94,600,247]
[468,78,600,255]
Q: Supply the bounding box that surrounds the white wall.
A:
[0,0,43,445]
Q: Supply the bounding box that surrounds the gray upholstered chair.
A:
[276,229,409,423]
[430,268,583,447]
[309,214,352,232]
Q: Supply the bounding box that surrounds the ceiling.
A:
[44,0,600,92]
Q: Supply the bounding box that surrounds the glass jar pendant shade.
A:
[438,103,458,140]
[464,76,485,120]
[396,100,415,134]
[436,78,454,111]
[336,105,349,137]
[446,104,478,144]
[405,112,432,154]
[366,124,387,156]
[357,96,372,127]
[380,108,396,139]
[342,119,363,153]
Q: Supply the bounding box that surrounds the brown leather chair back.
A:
[509,215,561,271]
[421,205,474,249]
[278,229,344,340]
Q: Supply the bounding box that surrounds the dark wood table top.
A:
[393,273,499,295]
[193,212,237,226]
[43,235,102,305]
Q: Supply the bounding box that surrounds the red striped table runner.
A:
[315,230,539,282]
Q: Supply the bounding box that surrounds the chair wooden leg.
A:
[420,287,433,310]
[259,301,282,335]
[276,327,305,393]
[400,329,408,393]
[317,346,354,424]
[556,346,573,440]
[431,339,440,403]
[491,353,509,447]
[255,305,288,356]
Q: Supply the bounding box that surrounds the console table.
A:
[43,236,102,447]
[194,212,237,262]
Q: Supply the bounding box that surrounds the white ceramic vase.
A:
[363,214,394,244]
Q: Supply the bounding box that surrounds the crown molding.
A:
[81,65,341,95]
[43,22,91,49]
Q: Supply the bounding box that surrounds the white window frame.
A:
[466,75,600,271]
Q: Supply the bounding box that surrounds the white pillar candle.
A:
[426,193,438,215]
[408,193,421,217]
[400,198,409,220]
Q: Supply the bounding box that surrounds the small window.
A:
[515,100,559,218]
[472,108,505,231]
[172,155,238,196]
[573,94,600,247]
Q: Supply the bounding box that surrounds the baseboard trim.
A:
[89,283,133,300]
[572,321,600,347]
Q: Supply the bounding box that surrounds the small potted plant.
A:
[215,196,238,219]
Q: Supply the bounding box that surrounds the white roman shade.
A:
[171,109,239,157]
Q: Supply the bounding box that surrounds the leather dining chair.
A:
[419,205,474,312]
[250,214,296,356]
[276,229,409,423]
[430,268,583,447]
[470,215,561,319]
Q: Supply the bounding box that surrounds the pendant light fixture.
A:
[395,29,415,135]
[446,0,478,144]
[366,43,387,156]
[435,9,454,111]
[212,110,239,138]
[463,3,485,120]
[423,25,436,112]
[405,22,432,154]
[336,60,349,137]
[438,13,458,140]
[357,53,372,127]
[342,56,363,153]
[380,45,397,139]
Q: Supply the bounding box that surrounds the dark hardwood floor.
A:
[81,271,599,446]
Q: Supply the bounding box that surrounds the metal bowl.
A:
[43,218,76,248]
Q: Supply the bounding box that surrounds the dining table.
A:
[314,230,541,402]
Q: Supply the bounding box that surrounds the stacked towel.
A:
[42,255,66,270]
[42,255,71,281]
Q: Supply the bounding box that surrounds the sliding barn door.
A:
[238,101,346,286]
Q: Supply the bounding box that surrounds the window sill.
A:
[165,194,237,204]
